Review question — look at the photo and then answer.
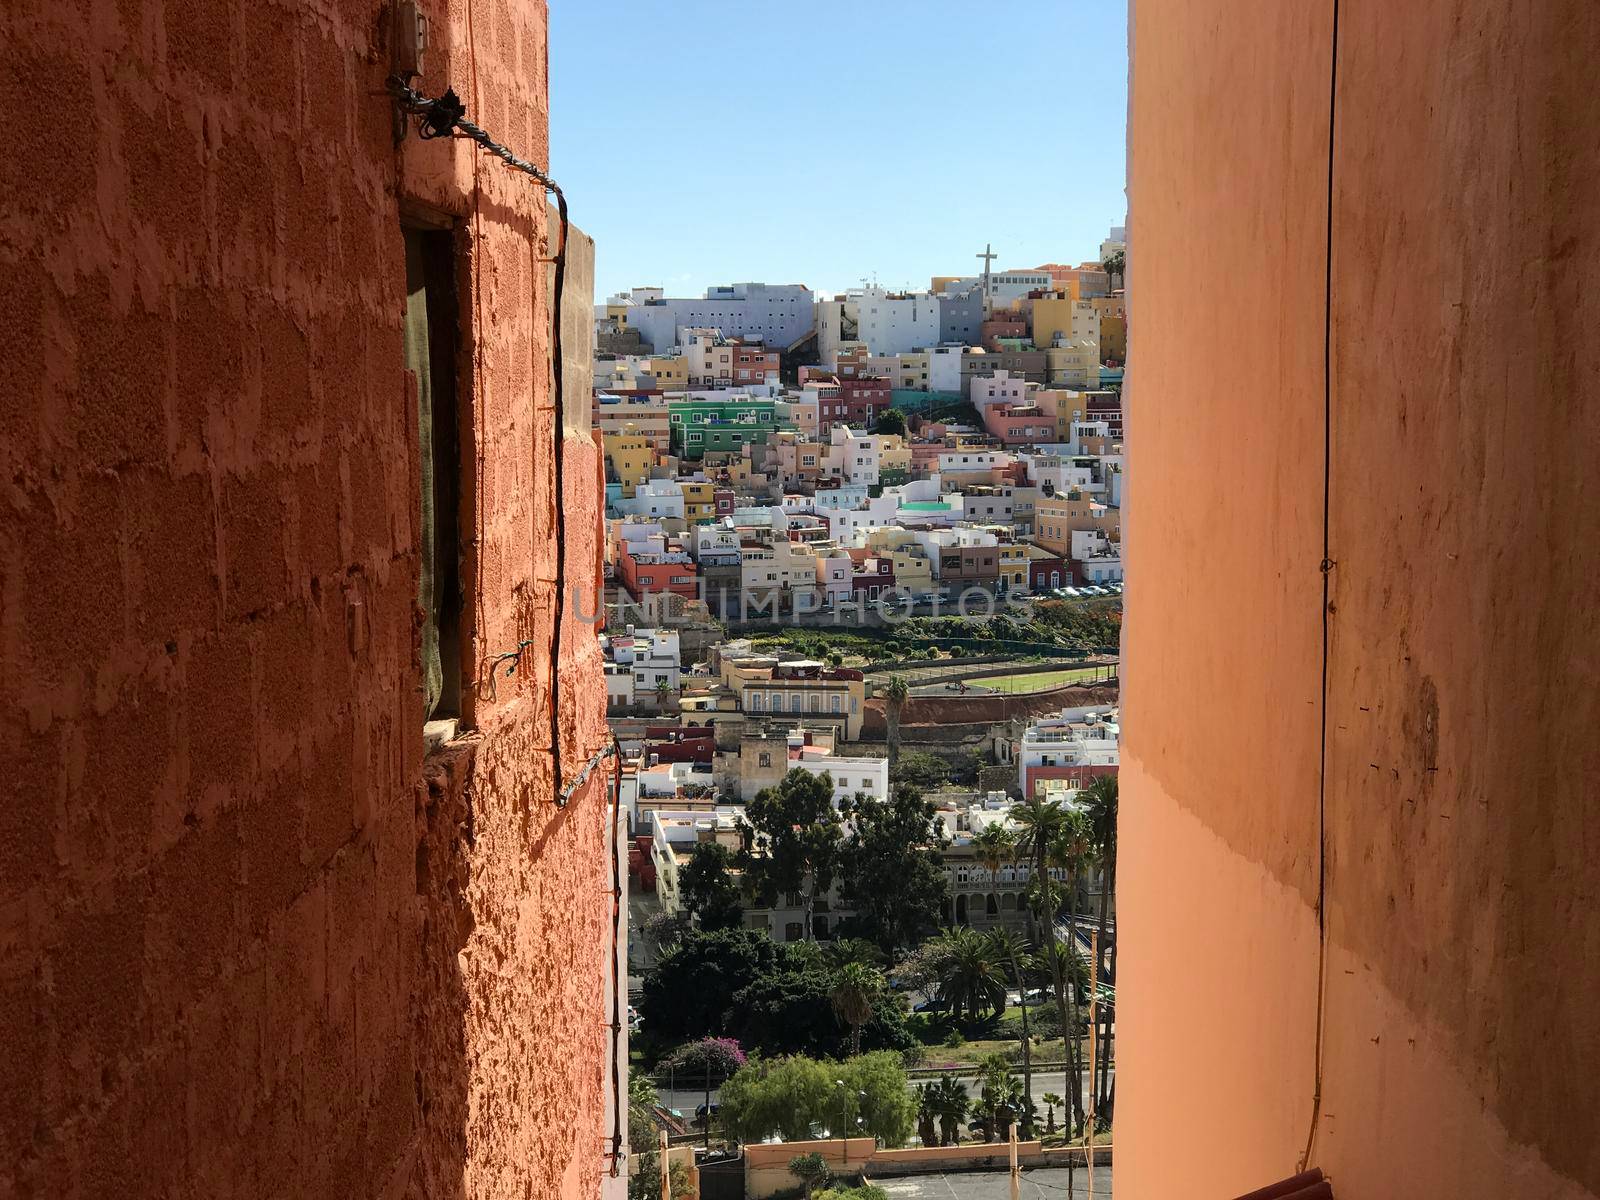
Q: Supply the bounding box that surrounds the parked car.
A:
[1062,587,1080,597]
[913,997,951,1013]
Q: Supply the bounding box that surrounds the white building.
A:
[619,283,814,354]
[783,730,889,808]
[1070,528,1124,583]
[613,478,686,521]
[971,369,1029,412]
[607,627,682,697]
[1017,706,1120,801]
[928,344,966,393]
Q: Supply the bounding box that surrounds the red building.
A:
[618,545,699,600]
[850,555,896,600]
[732,341,779,385]
[643,726,716,765]
[836,377,891,426]
[1029,553,1068,592]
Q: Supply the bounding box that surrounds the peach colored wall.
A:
[0,2,611,1198]
[1123,1,1599,1198]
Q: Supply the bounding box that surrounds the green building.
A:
[668,397,779,460]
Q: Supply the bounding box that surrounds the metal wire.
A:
[390,76,574,804]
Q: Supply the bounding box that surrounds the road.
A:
[876,1165,1112,1198]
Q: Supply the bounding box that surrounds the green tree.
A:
[739,769,844,942]
[789,1151,833,1198]
[639,927,784,1047]
[815,1187,889,1200]
[730,961,913,1058]
[927,1076,969,1145]
[914,1082,939,1147]
[926,926,1007,1024]
[830,962,886,1056]
[1042,1091,1063,1135]
[972,1052,1024,1142]
[1009,796,1086,1130]
[890,750,950,791]
[1081,773,1118,1120]
[987,927,1036,1134]
[678,841,744,931]
[873,407,907,437]
[719,1052,914,1147]
[825,938,889,969]
[835,787,950,953]
[1101,249,1125,289]
[885,675,909,774]
[655,677,674,708]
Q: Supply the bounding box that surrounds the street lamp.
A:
[834,1081,866,1165]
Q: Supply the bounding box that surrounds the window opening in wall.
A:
[404,225,464,724]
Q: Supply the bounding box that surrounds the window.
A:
[784,922,803,942]
[791,694,803,713]
[404,226,464,723]
[749,693,762,711]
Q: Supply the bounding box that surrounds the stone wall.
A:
[1121,2,1599,1197]
[0,2,612,1197]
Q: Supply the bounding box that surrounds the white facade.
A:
[786,736,890,808]
[928,344,965,393]
[613,478,686,521]
[971,369,1029,411]
[622,283,814,354]
[852,287,940,356]
[1070,528,1124,582]
[1017,707,1120,799]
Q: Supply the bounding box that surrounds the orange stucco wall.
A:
[0,2,611,1198]
[1122,1,1599,1197]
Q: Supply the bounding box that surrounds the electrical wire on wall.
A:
[388,77,573,803]
[1298,0,1340,1175]
[389,74,625,1176]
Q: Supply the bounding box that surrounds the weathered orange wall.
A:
[1122,1,1599,1197]
[0,1,611,1197]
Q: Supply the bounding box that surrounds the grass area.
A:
[972,667,1111,693]
[911,1037,1073,1068]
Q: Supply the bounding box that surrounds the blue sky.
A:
[549,0,1128,301]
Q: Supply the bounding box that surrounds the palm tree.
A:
[927,926,1007,1024]
[987,928,1036,1135]
[829,961,884,1056]
[971,825,1014,911]
[1101,249,1125,289]
[1081,773,1118,1119]
[929,1076,969,1145]
[654,677,673,710]
[788,1151,832,1198]
[1042,1091,1063,1135]
[885,675,909,774]
[1008,796,1084,1131]
[825,937,887,969]
[915,1082,939,1147]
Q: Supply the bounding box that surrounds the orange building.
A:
[1,4,618,1199]
[1122,4,1599,1199]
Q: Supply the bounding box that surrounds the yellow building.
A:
[679,480,717,524]
[645,355,689,389]
[997,543,1029,592]
[603,425,654,498]
[718,651,867,739]
[593,399,672,453]
[1091,295,1127,362]
[1033,491,1119,556]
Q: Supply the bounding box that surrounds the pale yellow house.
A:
[602,424,654,498]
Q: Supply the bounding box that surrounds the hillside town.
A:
[604,238,1129,1192]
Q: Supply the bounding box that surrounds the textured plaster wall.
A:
[1123,0,1599,1197]
[0,1,610,1197]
